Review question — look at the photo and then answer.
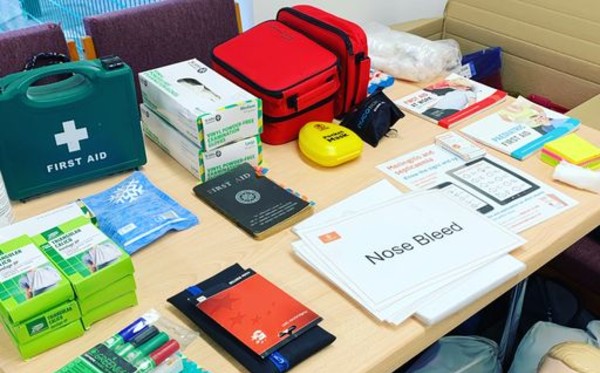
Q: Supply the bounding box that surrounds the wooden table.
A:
[2,81,600,373]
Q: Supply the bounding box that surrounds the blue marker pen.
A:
[103,311,160,350]
[115,326,160,356]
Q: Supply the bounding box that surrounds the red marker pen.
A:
[133,339,180,373]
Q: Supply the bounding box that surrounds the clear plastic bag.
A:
[56,309,204,373]
[365,22,462,82]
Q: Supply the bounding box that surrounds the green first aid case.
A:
[0,57,146,200]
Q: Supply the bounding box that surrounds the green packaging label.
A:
[8,300,80,342]
[201,100,261,151]
[26,316,48,336]
[0,244,61,305]
[43,224,123,278]
[58,343,137,373]
[199,135,263,182]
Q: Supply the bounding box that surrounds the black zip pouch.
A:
[341,90,404,147]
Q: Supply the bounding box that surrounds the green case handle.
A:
[16,63,101,107]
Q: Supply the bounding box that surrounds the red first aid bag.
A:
[277,5,370,117]
[212,21,340,145]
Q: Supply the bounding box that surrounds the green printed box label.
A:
[200,136,262,182]
[202,101,260,150]
[8,300,81,342]
[26,316,49,336]
[46,224,123,276]
[0,244,61,304]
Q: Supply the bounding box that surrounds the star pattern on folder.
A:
[202,293,240,315]
[229,312,245,327]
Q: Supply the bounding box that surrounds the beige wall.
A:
[253,0,448,26]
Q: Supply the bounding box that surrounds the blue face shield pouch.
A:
[81,171,198,254]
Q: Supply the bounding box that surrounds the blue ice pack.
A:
[82,171,198,254]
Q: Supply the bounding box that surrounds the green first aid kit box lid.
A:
[0,57,146,200]
[32,216,134,299]
[0,235,74,324]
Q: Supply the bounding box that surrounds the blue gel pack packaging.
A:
[82,171,198,254]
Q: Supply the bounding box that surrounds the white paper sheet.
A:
[377,145,578,233]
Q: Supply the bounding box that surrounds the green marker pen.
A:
[114,326,160,356]
[123,331,169,363]
[134,339,180,373]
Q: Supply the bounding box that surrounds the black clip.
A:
[287,95,298,111]
[100,55,124,70]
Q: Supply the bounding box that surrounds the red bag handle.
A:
[289,79,339,111]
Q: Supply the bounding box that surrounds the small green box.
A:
[78,275,136,314]
[82,291,138,329]
[2,318,84,359]
[0,235,73,324]
[0,201,95,244]
[4,300,80,344]
[31,217,134,299]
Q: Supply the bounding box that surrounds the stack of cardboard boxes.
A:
[0,204,137,358]
[139,59,263,182]
[0,235,83,359]
[32,216,136,330]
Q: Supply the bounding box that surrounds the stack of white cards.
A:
[292,181,526,325]
[435,131,486,161]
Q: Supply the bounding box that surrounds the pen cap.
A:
[150,340,180,365]
[130,326,160,347]
[119,312,160,341]
[138,332,170,356]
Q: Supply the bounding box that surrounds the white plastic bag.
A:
[365,22,462,82]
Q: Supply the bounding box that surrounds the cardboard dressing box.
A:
[0,202,95,244]
[5,300,80,344]
[2,316,84,359]
[139,59,262,151]
[81,291,138,329]
[0,235,74,325]
[0,235,83,358]
[141,104,263,181]
[0,205,137,357]
[77,275,136,314]
[31,216,137,329]
[32,216,134,299]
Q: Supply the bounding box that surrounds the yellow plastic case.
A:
[298,122,363,167]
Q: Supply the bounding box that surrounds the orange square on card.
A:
[319,231,341,243]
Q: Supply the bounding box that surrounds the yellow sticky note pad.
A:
[544,134,600,166]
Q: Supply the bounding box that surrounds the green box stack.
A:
[32,216,137,330]
[0,235,84,358]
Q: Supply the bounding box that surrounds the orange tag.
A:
[319,231,341,243]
